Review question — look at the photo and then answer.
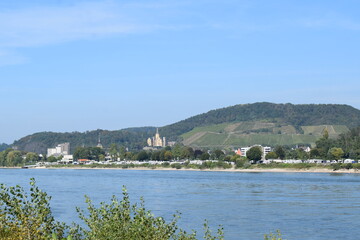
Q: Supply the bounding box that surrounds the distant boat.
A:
[22,165,37,169]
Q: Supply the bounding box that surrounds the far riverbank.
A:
[21,165,360,174]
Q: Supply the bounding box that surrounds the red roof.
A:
[78,159,90,162]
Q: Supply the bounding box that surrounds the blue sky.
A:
[0,0,359,143]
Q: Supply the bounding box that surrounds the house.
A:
[77,159,91,165]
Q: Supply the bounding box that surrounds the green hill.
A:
[12,127,156,154]
[10,103,360,153]
[160,102,360,148]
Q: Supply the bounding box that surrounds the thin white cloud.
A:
[0,1,167,48]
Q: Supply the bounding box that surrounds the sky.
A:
[0,0,359,143]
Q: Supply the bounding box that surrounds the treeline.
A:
[257,127,360,161]
[160,102,360,139]
[311,127,360,159]
[11,127,156,154]
[74,144,234,162]
[0,143,9,152]
[0,149,40,167]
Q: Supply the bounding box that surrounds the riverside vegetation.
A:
[2,124,360,172]
[0,179,283,240]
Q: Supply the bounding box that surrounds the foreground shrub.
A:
[74,187,224,240]
[0,179,284,240]
[264,230,284,240]
[0,178,67,240]
[0,179,224,240]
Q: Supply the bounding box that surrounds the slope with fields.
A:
[180,121,349,148]
[160,103,360,142]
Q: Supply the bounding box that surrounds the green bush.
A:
[0,179,225,240]
[331,163,341,171]
[235,159,250,169]
[74,187,225,240]
[264,230,284,240]
[0,178,68,240]
[171,163,183,169]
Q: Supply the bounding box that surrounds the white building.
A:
[58,154,73,164]
[238,145,272,159]
[47,143,70,157]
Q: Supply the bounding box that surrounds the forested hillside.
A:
[12,127,156,154]
[160,103,360,140]
[0,143,9,152]
[10,103,360,153]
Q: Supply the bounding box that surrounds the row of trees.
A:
[0,149,40,167]
[105,144,229,162]
[307,127,360,160]
[247,127,360,161]
[2,126,360,166]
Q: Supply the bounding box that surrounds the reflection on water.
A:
[0,169,360,240]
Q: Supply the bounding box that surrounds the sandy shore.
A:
[25,166,360,174]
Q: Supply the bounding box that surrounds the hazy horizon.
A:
[1,0,359,143]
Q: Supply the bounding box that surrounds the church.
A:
[147,128,166,148]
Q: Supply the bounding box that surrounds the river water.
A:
[0,169,359,240]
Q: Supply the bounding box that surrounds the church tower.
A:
[97,133,103,149]
[153,128,163,147]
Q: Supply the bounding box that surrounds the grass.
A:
[302,125,349,136]
[181,123,230,140]
[192,133,318,148]
[182,122,348,148]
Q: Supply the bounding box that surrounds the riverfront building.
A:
[236,145,272,159]
[47,142,70,157]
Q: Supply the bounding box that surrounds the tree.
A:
[213,149,225,160]
[194,149,203,159]
[180,146,194,160]
[246,146,262,163]
[322,127,329,139]
[25,152,39,163]
[47,156,58,162]
[328,147,344,160]
[265,152,278,160]
[171,144,183,160]
[109,144,119,161]
[200,152,210,160]
[163,151,173,161]
[6,150,23,166]
[274,146,286,160]
[73,147,105,161]
[296,149,309,160]
[119,146,126,160]
[136,151,148,161]
[310,148,322,159]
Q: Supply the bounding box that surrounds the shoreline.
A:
[9,166,360,174]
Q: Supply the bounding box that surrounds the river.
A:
[0,168,359,240]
